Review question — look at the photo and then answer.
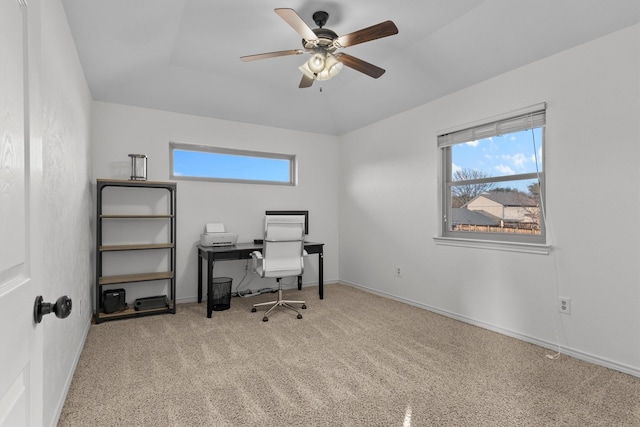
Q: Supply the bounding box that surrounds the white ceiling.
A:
[61,0,639,136]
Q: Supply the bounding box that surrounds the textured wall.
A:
[39,1,93,425]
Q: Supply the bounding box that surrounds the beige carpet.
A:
[59,284,640,426]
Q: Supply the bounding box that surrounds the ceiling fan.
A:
[240,8,399,88]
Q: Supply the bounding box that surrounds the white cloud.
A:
[495,164,515,175]
[501,153,528,169]
[466,140,479,147]
[511,153,528,168]
[452,163,462,174]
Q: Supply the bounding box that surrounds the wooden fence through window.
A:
[453,224,541,235]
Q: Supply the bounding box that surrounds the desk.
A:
[197,242,324,318]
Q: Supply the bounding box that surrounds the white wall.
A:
[38,1,93,425]
[91,103,340,302]
[339,24,640,376]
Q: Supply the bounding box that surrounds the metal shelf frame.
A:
[95,179,177,323]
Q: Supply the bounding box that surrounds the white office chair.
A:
[250,215,307,321]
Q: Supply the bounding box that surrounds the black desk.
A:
[197,242,324,318]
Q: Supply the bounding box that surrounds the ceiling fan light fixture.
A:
[299,52,343,82]
[298,61,315,79]
[307,52,326,73]
[327,53,343,76]
[316,53,343,81]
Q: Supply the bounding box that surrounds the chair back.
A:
[261,215,305,278]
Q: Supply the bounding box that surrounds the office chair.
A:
[250,215,307,321]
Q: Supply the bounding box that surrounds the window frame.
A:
[169,142,297,186]
[435,103,550,254]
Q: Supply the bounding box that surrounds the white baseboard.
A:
[50,312,92,427]
[341,280,640,379]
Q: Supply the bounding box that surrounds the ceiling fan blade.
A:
[275,8,318,42]
[299,74,314,89]
[240,49,304,62]
[335,53,386,78]
[335,20,398,48]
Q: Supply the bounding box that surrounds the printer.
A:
[200,223,238,246]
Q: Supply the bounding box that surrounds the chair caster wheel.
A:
[251,307,256,313]
[297,314,303,319]
[301,304,307,309]
[263,316,269,322]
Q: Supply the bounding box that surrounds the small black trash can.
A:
[210,277,232,311]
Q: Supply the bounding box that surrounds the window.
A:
[437,103,547,250]
[170,142,296,185]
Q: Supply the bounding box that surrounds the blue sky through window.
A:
[451,128,542,192]
[173,149,291,183]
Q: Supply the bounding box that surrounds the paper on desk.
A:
[205,223,225,233]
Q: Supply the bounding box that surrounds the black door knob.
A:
[33,295,72,324]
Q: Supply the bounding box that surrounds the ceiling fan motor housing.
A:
[302,27,338,51]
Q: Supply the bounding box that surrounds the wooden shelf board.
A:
[100,243,174,252]
[99,271,174,285]
[96,301,175,320]
[100,214,174,219]
[97,178,177,186]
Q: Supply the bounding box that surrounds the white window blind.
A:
[438,103,546,148]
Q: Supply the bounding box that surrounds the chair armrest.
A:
[251,250,263,272]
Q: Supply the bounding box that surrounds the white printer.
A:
[200,223,238,246]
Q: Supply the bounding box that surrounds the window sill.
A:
[433,236,550,255]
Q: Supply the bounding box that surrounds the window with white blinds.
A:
[437,103,547,248]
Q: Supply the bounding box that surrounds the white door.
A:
[0,1,44,426]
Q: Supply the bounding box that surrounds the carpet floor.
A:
[58,284,640,426]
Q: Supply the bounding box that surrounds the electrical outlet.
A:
[395,266,402,278]
[559,297,571,315]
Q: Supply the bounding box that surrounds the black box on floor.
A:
[102,289,127,314]
[134,295,169,311]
